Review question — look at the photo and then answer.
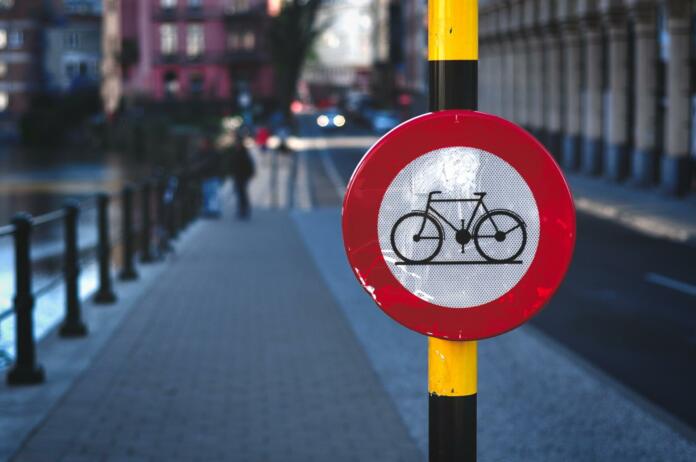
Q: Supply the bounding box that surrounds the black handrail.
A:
[0,224,14,238]
[2,160,211,386]
[33,209,66,227]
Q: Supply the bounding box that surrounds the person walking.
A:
[228,133,255,219]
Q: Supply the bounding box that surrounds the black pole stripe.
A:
[429,60,478,112]
[429,394,477,462]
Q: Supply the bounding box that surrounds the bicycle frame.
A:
[418,191,498,236]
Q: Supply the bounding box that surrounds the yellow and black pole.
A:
[428,1,478,461]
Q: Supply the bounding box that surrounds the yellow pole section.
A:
[428,0,479,61]
[428,338,477,396]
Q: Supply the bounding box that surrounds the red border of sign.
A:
[342,110,576,340]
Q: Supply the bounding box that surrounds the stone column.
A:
[561,21,582,170]
[661,0,692,195]
[603,7,630,181]
[487,38,501,115]
[502,37,516,121]
[630,2,658,186]
[513,35,529,128]
[581,16,604,175]
[543,26,563,159]
[527,32,544,140]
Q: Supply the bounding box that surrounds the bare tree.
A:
[268,0,324,122]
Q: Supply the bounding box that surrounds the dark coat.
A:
[229,144,255,181]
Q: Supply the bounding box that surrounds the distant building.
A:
[118,0,230,101]
[0,0,45,119]
[303,0,374,93]
[224,0,275,107]
[101,0,121,116]
[401,0,427,113]
[44,0,102,93]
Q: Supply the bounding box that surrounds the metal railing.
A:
[1,163,206,386]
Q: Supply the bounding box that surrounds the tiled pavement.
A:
[10,209,421,462]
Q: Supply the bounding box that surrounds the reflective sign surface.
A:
[378,146,540,308]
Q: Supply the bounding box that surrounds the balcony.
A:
[226,48,267,64]
[223,4,267,20]
[154,52,226,66]
[185,5,205,20]
[152,7,177,22]
[152,5,224,22]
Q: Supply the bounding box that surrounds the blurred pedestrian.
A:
[199,138,223,218]
[228,133,255,219]
[255,125,271,155]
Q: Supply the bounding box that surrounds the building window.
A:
[228,31,253,51]
[65,31,81,49]
[0,0,14,10]
[228,32,240,50]
[0,92,8,112]
[0,61,6,78]
[186,24,204,57]
[161,0,177,8]
[0,30,6,49]
[188,0,202,7]
[164,70,179,97]
[8,30,23,48]
[243,31,255,50]
[160,24,178,55]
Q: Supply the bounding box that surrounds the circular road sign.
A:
[342,110,575,340]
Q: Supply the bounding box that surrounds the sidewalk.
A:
[2,174,696,461]
[293,208,696,461]
[557,174,696,246]
[5,207,420,461]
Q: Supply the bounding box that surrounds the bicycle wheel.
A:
[390,212,444,263]
[473,210,527,262]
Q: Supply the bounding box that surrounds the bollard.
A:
[94,193,117,304]
[178,174,188,230]
[155,177,169,256]
[6,213,45,385]
[119,186,139,280]
[59,202,88,337]
[140,181,154,263]
[428,0,478,461]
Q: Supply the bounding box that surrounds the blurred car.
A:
[316,109,346,130]
[370,110,400,134]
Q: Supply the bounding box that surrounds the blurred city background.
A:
[0,0,695,460]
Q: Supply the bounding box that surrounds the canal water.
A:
[0,148,146,367]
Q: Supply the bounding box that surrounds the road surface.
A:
[295,113,696,432]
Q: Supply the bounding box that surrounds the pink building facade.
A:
[121,0,231,101]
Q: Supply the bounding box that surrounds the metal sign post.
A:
[428,1,479,460]
[342,1,575,461]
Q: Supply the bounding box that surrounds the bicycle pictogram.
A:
[390,191,527,265]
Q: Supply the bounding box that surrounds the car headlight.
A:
[317,115,329,127]
[333,114,346,127]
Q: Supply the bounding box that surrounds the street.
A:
[294,114,696,432]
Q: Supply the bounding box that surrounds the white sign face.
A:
[377,146,541,308]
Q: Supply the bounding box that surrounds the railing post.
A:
[94,193,117,304]
[167,178,179,240]
[140,181,154,263]
[179,171,191,230]
[118,186,138,280]
[6,213,45,385]
[59,202,88,338]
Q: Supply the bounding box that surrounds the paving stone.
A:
[11,210,421,461]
